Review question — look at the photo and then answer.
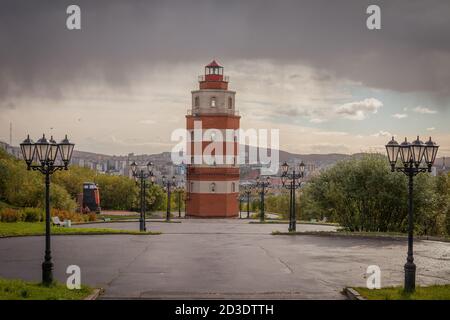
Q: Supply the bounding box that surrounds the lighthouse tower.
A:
[185,61,240,218]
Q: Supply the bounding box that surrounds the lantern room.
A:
[200,60,229,90]
[205,60,224,79]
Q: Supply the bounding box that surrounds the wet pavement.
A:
[0,219,448,299]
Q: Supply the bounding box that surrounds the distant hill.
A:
[243,144,352,167]
[1,139,447,170]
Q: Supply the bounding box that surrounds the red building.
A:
[185,61,240,218]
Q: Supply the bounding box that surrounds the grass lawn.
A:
[0,222,160,237]
[355,285,450,300]
[0,277,94,300]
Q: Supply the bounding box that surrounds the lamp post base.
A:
[42,261,53,286]
[404,261,416,293]
[139,219,146,232]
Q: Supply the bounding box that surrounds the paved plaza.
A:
[0,219,449,299]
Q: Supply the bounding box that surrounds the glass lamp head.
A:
[35,134,50,163]
[48,136,59,163]
[424,137,439,168]
[130,161,138,175]
[299,161,305,173]
[281,161,289,175]
[411,136,425,166]
[59,134,75,165]
[399,138,412,166]
[20,134,35,165]
[385,136,400,167]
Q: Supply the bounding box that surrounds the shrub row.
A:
[0,208,96,223]
[0,208,43,222]
[50,209,96,222]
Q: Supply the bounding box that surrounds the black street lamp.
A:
[237,195,243,218]
[162,175,176,221]
[174,181,185,218]
[131,161,155,232]
[255,176,271,222]
[20,134,74,286]
[241,185,252,219]
[281,161,305,232]
[385,136,439,293]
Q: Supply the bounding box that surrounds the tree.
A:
[0,149,169,213]
[0,149,76,210]
[300,154,446,235]
[145,184,166,212]
[265,193,290,219]
[53,166,96,199]
[94,175,138,210]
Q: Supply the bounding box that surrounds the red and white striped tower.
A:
[185,60,240,218]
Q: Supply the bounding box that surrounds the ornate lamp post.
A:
[174,181,185,218]
[281,161,305,232]
[241,185,252,219]
[255,176,271,222]
[162,175,176,222]
[131,161,155,232]
[385,136,438,293]
[20,134,75,286]
[237,195,243,218]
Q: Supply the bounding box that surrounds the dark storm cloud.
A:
[1,0,450,103]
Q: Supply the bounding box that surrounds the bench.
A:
[51,216,65,227]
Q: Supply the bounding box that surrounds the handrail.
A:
[198,75,229,82]
[187,108,239,116]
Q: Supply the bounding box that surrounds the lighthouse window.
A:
[210,182,216,192]
[194,96,200,107]
[232,182,236,192]
[228,97,233,109]
[211,97,216,107]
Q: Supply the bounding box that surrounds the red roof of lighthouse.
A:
[206,60,222,67]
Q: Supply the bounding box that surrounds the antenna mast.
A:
[9,121,12,146]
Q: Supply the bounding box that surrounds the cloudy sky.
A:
[1,0,449,155]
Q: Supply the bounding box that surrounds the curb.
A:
[73,219,182,226]
[343,287,366,300]
[0,231,161,239]
[84,288,104,300]
[250,221,338,226]
[272,231,450,243]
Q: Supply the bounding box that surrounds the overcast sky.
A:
[1,0,449,155]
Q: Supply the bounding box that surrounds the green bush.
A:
[0,148,167,213]
[21,208,43,222]
[0,208,24,222]
[300,154,450,236]
[86,212,97,222]
[50,208,85,223]
[446,207,450,236]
